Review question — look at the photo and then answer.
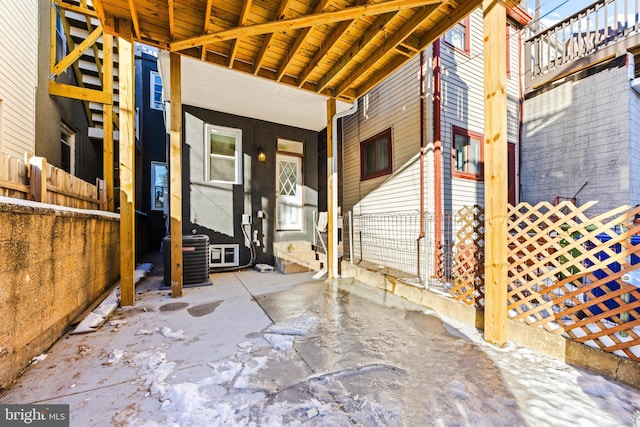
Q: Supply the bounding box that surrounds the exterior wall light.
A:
[257,148,266,162]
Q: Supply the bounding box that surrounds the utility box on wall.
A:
[162,235,210,286]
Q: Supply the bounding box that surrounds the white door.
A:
[276,153,303,231]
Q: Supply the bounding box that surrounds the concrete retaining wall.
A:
[341,261,640,389]
[0,197,120,390]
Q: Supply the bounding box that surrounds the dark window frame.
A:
[360,127,393,181]
[452,125,484,181]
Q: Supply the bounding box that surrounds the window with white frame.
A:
[151,161,168,211]
[55,10,67,65]
[204,124,243,184]
[150,71,163,110]
[452,126,483,180]
[444,17,470,54]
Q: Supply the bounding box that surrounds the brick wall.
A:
[522,60,632,212]
[0,198,119,390]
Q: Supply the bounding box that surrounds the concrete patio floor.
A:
[2,254,640,426]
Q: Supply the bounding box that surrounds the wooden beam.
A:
[334,4,439,97]
[118,20,136,306]
[52,25,103,77]
[326,97,337,279]
[54,0,98,17]
[317,12,396,93]
[128,0,141,39]
[171,0,442,51]
[103,33,115,211]
[169,52,183,298]
[275,0,334,81]
[483,0,508,346]
[228,0,254,68]
[168,0,175,40]
[297,19,354,87]
[252,0,296,74]
[200,0,214,59]
[48,81,113,104]
[355,0,482,97]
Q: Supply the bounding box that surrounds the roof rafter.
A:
[200,0,214,59]
[316,11,396,93]
[128,0,141,39]
[275,0,335,81]
[170,0,442,51]
[229,0,254,68]
[168,0,175,40]
[335,3,439,97]
[356,0,483,98]
[252,0,296,75]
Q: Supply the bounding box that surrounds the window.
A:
[204,124,242,184]
[151,162,168,211]
[150,71,163,110]
[360,128,392,180]
[55,10,67,65]
[452,126,483,180]
[60,124,75,175]
[444,17,470,54]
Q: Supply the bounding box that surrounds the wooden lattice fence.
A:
[452,205,485,307]
[451,202,640,361]
[508,201,640,361]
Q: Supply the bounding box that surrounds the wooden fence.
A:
[0,152,107,210]
[452,202,640,362]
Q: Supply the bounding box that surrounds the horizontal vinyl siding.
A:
[440,9,522,212]
[0,2,37,156]
[343,55,423,214]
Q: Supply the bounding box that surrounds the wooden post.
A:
[169,52,183,297]
[118,21,136,306]
[29,156,47,203]
[103,33,115,211]
[326,97,337,279]
[483,0,508,346]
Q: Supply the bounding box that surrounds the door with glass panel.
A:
[276,142,303,231]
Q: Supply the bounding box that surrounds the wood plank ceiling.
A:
[93,0,489,102]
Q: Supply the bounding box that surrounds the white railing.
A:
[525,0,640,92]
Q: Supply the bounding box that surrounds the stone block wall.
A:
[0,198,119,390]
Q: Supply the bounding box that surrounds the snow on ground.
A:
[113,292,640,427]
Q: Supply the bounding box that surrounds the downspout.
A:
[330,100,358,279]
[418,50,426,278]
[433,39,443,277]
[517,29,523,203]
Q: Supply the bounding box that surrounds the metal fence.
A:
[342,211,462,287]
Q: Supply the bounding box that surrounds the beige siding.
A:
[342,55,424,214]
[0,1,38,157]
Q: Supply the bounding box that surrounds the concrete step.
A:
[273,241,313,255]
[275,256,322,274]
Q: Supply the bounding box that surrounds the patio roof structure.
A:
[90,0,521,345]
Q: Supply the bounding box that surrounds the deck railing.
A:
[525,0,640,92]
